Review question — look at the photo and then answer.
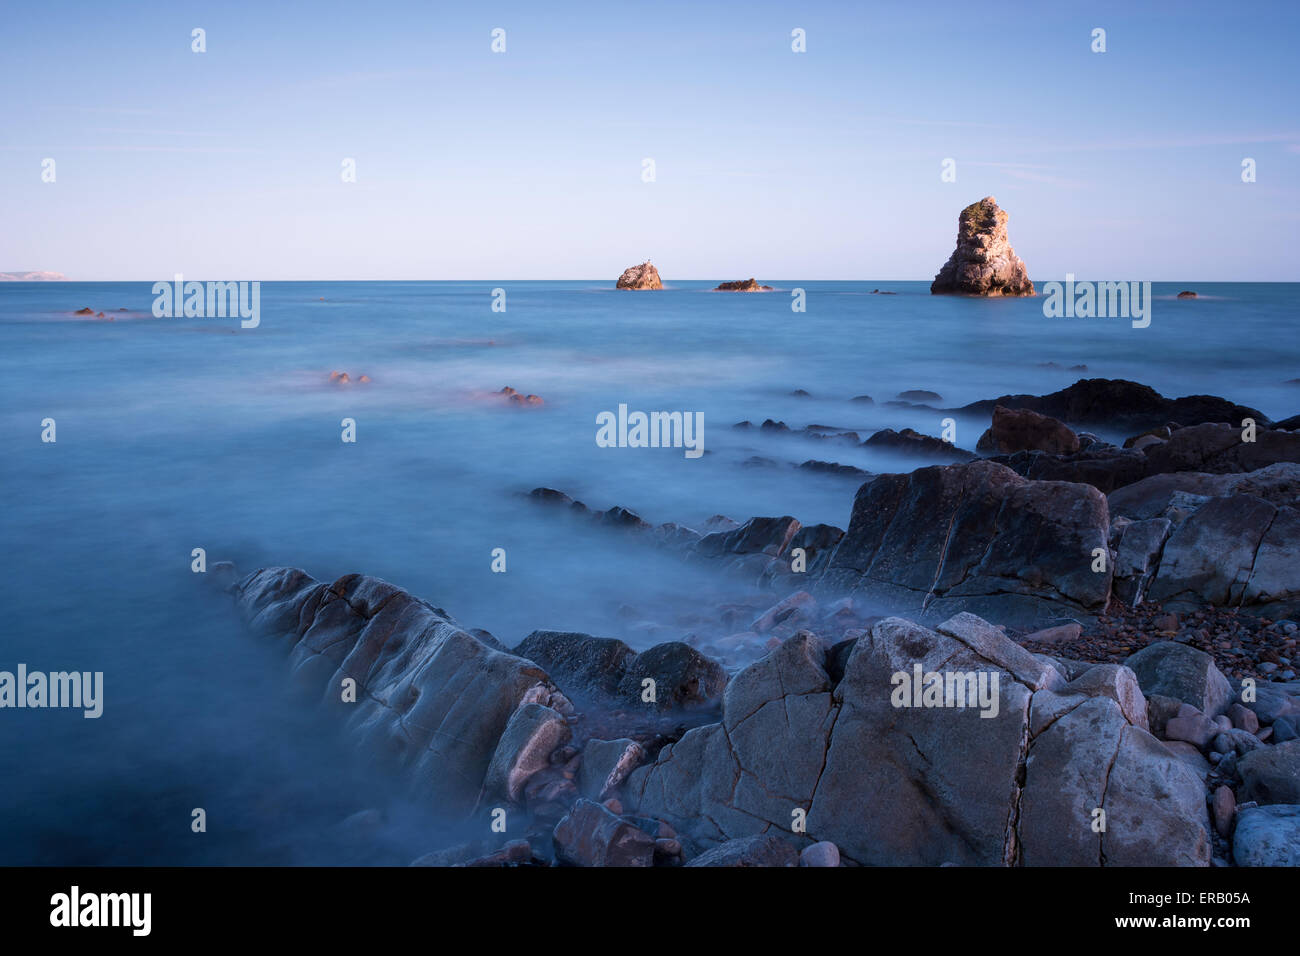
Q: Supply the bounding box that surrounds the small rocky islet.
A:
[213,368,1300,868]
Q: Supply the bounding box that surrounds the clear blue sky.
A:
[2,0,1297,280]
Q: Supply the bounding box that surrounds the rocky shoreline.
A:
[217,376,1300,867]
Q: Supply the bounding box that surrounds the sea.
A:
[1,279,1296,863]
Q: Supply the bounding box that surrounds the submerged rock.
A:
[714,278,773,292]
[930,196,1033,296]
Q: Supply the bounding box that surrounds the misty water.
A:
[1,280,1296,863]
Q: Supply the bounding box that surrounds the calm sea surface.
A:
[1,280,1296,862]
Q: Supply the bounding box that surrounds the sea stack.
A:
[714,278,773,292]
[616,261,662,290]
[931,196,1033,296]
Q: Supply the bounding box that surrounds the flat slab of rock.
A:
[685,834,799,867]
[817,459,1111,624]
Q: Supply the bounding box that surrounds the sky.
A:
[2,0,1297,281]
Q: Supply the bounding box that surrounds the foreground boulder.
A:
[977,405,1080,456]
[615,261,662,290]
[1124,642,1233,717]
[233,568,572,816]
[553,799,656,866]
[930,196,1033,296]
[817,460,1111,623]
[624,616,1210,865]
[1232,805,1300,866]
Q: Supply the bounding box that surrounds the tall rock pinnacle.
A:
[931,196,1033,296]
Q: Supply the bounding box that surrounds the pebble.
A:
[1212,785,1236,838]
[1229,703,1260,734]
[800,841,841,867]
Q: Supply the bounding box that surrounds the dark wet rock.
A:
[714,278,773,292]
[685,834,799,867]
[616,641,728,713]
[994,424,1299,495]
[930,196,1033,296]
[956,379,1271,433]
[1177,290,1198,299]
[529,487,576,507]
[897,389,943,403]
[798,460,872,479]
[232,568,571,816]
[862,428,975,462]
[553,799,656,866]
[817,460,1112,624]
[991,447,1150,494]
[694,515,800,560]
[515,631,637,699]
[1125,642,1233,717]
[652,522,702,549]
[597,505,651,530]
[1143,422,1300,475]
[850,394,874,404]
[1107,463,1300,519]
[775,522,844,580]
[760,418,790,433]
[976,405,1080,456]
[515,630,725,714]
